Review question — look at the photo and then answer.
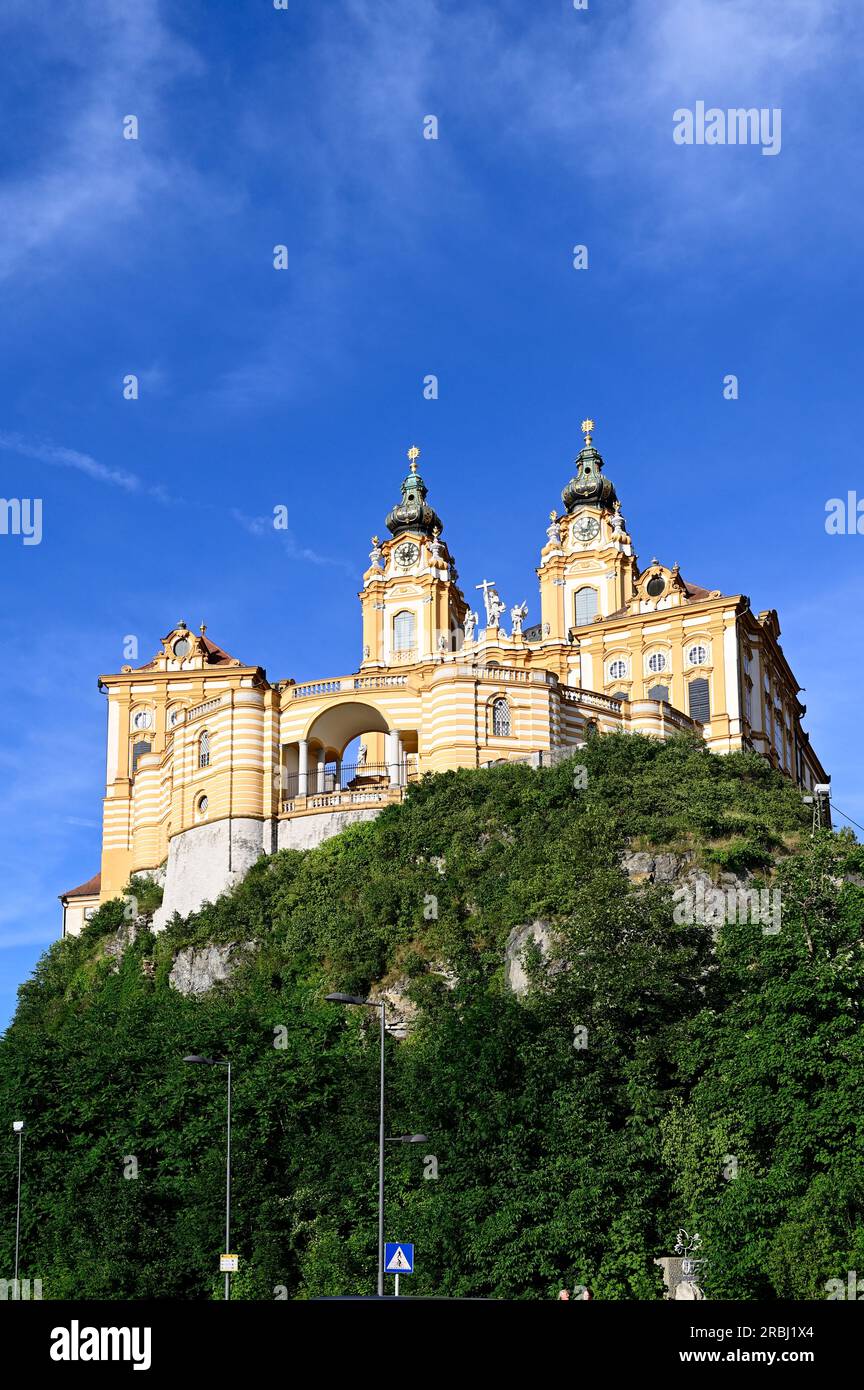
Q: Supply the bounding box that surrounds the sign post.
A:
[384,1242,414,1297]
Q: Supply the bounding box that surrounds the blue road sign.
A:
[384,1242,414,1274]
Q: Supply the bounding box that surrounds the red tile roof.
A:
[59,872,101,901]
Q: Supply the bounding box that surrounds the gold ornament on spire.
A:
[407,445,421,473]
[580,418,595,447]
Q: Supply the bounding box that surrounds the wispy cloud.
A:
[0,431,144,493]
[230,508,353,570]
[0,0,206,286]
[0,427,347,565]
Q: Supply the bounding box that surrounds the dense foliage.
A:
[1,734,862,1300]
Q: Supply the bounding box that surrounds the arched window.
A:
[393,610,415,652]
[199,730,211,768]
[648,684,669,703]
[610,691,627,702]
[491,697,511,737]
[131,740,151,773]
[574,587,598,627]
[688,678,710,724]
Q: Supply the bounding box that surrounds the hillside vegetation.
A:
[2,733,862,1300]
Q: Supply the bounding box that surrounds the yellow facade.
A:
[63,427,827,933]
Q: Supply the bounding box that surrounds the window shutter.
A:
[688,678,710,724]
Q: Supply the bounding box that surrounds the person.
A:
[557,1288,570,1301]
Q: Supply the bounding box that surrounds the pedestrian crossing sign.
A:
[384,1242,414,1274]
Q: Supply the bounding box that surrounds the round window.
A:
[174,637,191,658]
[132,710,152,730]
[646,575,665,597]
[687,644,708,666]
[609,659,627,680]
[196,795,209,816]
[648,653,666,674]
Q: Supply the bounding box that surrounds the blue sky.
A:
[1,0,862,1030]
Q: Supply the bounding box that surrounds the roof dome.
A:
[385,447,443,538]
[561,420,618,515]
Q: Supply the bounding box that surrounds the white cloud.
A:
[0,0,205,285]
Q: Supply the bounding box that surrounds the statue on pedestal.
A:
[510,600,528,634]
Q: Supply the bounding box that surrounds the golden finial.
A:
[199,622,207,635]
[407,445,421,473]
[580,418,595,447]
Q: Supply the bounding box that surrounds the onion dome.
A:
[385,446,443,538]
[561,419,619,515]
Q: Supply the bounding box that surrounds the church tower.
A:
[537,420,637,657]
[359,447,468,668]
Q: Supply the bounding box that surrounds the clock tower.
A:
[537,420,638,650]
[359,447,468,668]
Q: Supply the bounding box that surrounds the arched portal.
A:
[282,701,413,799]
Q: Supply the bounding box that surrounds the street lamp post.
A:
[183,1056,232,1300]
[12,1120,24,1288]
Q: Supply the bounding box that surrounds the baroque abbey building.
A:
[60,423,828,935]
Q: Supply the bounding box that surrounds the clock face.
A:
[395,541,420,568]
[572,515,600,544]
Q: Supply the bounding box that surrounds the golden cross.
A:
[580,418,595,447]
[407,445,421,473]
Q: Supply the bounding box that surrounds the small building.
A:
[59,872,102,939]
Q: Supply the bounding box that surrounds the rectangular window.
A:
[688,678,710,724]
[574,587,598,627]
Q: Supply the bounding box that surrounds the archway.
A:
[282,701,413,797]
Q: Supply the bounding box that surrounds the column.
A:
[316,749,326,795]
[298,739,308,796]
[335,757,342,791]
[386,731,401,788]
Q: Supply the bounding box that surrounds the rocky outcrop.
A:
[505,920,556,996]
[103,920,139,967]
[169,942,256,996]
[368,976,419,1039]
[620,850,692,885]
